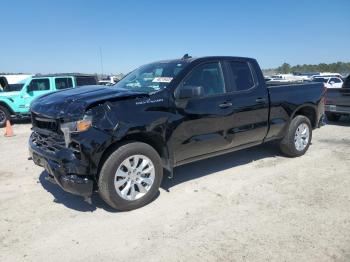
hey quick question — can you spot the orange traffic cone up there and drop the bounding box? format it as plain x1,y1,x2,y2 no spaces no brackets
4,120,15,137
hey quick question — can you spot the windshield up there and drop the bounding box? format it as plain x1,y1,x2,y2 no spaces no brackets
114,61,188,93
5,84,24,92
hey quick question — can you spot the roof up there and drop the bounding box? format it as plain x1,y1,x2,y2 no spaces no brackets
153,56,256,65
33,73,97,78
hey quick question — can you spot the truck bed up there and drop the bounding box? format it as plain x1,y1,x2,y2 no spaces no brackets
267,82,326,106
264,82,326,141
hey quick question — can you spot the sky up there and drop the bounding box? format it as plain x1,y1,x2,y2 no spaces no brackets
1,0,349,74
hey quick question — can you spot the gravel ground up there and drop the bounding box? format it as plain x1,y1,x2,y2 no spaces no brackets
1,119,350,262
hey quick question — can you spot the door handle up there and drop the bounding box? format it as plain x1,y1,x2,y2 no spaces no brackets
255,97,266,103
219,102,233,108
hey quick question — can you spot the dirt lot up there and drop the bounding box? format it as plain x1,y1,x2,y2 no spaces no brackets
1,120,350,262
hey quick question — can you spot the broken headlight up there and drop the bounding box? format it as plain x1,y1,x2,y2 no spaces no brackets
60,115,93,147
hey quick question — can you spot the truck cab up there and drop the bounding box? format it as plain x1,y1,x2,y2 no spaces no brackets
0,74,97,127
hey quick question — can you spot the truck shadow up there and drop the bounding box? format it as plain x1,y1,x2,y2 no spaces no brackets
161,142,281,191
38,142,280,212
39,171,120,213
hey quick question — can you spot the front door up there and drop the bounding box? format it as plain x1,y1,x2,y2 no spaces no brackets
171,61,233,163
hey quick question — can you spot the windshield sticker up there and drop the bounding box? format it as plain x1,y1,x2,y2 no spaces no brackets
152,77,173,83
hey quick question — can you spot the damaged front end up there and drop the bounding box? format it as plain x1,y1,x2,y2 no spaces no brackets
29,85,151,199
29,102,119,199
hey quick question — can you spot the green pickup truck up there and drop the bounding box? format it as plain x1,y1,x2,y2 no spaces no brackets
0,74,97,127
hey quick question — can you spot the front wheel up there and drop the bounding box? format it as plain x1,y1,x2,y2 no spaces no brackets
279,115,312,157
98,142,163,211
0,106,10,128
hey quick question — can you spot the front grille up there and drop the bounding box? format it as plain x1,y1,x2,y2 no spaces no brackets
31,131,65,153
31,113,59,133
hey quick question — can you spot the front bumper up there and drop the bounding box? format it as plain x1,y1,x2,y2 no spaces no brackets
29,133,94,197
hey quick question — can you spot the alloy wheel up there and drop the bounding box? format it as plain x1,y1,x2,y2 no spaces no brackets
114,155,155,201
294,123,310,151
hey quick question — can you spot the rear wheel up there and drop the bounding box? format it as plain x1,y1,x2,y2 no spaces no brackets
98,142,163,211
326,112,341,122
0,106,10,128
279,115,312,157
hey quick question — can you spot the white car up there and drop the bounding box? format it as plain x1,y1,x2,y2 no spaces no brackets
313,77,343,88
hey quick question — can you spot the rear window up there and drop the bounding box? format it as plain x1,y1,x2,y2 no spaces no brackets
76,76,97,86
228,61,255,91
55,78,73,90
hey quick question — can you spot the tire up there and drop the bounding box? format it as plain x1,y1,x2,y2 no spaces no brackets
98,142,163,211
279,115,312,157
0,105,10,128
326,112,341,122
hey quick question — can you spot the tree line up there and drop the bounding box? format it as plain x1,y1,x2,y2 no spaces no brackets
264,62,350,75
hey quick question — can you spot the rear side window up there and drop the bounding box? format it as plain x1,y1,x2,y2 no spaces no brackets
55,78,73,90
182,62,226,96
228,61,255,91
28,79,50,91
76,76,97,86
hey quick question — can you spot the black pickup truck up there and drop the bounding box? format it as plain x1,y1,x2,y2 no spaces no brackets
29,56,326,210
325,75,350,121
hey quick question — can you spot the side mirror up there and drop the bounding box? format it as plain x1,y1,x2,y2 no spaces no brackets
330,81,335,85
177,85,204,99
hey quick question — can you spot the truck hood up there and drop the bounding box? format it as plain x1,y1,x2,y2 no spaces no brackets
30,85,148,119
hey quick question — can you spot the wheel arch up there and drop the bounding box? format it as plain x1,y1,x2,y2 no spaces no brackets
0,101,15,115
291,104,317,128
97,132,170,178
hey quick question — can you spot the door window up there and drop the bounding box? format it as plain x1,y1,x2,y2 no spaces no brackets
76,76,98,86
228,61,255,92
55,78,73,90
182,62,225,96
28,79,50,91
